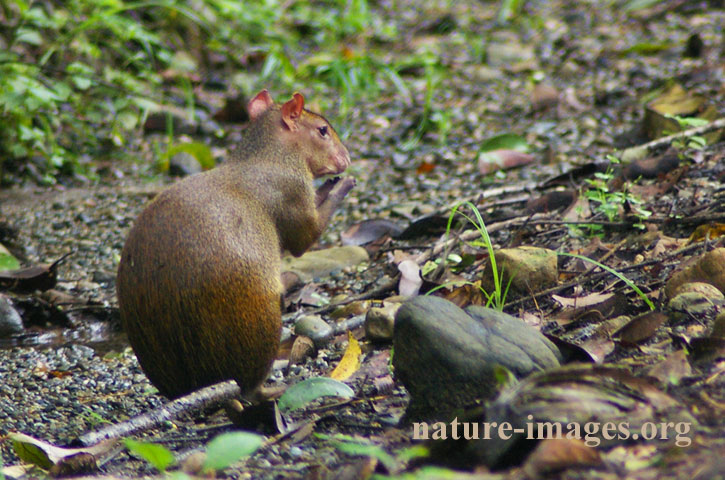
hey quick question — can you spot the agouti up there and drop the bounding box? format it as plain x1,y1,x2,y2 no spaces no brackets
116,90,355,399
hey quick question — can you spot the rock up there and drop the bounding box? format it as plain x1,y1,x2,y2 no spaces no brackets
169,152,202,177
330,301,370,319
669,281,724,301
711,312,725,339
463,365,695,468
668,282,724,316
294,315,333,347
393,295,561,421
0,294,23,337
282,246,369,283
482,246,558,296
665,248,725,299
365,302,401,342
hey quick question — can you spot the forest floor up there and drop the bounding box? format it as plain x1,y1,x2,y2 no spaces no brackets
1,1,724,479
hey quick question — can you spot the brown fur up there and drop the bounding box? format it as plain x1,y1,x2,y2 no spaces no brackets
117,91,353,398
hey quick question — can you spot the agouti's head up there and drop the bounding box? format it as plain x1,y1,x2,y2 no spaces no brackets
248,90,351,177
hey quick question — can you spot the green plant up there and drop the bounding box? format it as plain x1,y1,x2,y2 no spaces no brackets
201,431,264,474
124,439,175,474
666,114,709,150
427,201,512,311
559,252,655,310
497,0,525,24
583,155,652,230
316,433,429,473
0,0,173,181
0,0,410,183
400,55,448,151
78,407,111,428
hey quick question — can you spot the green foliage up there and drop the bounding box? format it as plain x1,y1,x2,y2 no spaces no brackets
124,438,175,473
665,114,709,150
497,0,525,24
583,155,651,231
78,406,112,428
0,0,411,183
427,201,511,311
317,433,429,475
478,132,530,153
0,0,170,182
624,0,664,12
202,431,264,473
0,246,20,271
400,55,449,151
277,377,355,413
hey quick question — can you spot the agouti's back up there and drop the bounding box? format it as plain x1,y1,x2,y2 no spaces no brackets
117,90,354,398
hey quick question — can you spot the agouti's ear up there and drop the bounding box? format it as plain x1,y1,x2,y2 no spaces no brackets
281,93,304,131
248,90,274,120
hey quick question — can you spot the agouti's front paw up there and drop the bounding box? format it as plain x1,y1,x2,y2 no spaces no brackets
315,177,341,207
334,177,356,198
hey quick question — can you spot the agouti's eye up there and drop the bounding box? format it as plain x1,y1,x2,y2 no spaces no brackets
318,126,328,137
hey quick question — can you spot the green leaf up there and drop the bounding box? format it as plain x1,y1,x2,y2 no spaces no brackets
277,377,354,413
624,0,663,11
479,133,530,153
15,28,42,45
622,42,673,55
124,439,175,473
497,0,523,24
11,439,53,469
117,110,139,130
202,431,264,472
72,75,92,90
330,437,397,472
166,142,215,170
0,245,20,272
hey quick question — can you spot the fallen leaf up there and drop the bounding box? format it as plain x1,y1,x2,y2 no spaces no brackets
329,332,362,381
0,254,70,293
277,377,355,413
478,149,535,175
552,292,614,309
523,438,601,477
688,223,725,244
10,432,116,470
613,311,668,345
645,349,692,385
398,260,422,297
341,219,404,246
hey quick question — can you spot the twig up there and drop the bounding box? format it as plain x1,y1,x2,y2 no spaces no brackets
78,381,240,446
306,213,552,316
621,117,725,161
504,239,715,310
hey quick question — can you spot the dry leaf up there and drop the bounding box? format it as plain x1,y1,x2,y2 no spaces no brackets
329,331,362,381
9,432,116,470
0,254,69,293
523,438,601,477
478,149,535,175
398,260,422,297
341,219,403,246
613,311,668,345
552,292,614,309
645,349,692,385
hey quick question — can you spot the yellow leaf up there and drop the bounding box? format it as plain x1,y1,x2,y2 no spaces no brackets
329,331,361,381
